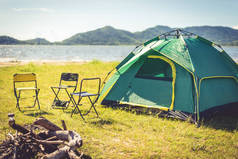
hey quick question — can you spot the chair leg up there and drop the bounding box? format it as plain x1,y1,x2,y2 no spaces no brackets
92,103,99,117
26,89,40,108
33,97,37,107
36,89,40,109
15,89,40,111
70,95,85,120
51,88,72,109
16,97,20,111
65,89,73,109
51,87,61,107
84,96,99,117
31,91,37,108
16,91,21,111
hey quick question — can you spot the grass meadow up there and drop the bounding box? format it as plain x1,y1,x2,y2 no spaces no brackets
0,61,238,158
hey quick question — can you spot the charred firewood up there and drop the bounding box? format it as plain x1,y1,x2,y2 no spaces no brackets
0,113,89,159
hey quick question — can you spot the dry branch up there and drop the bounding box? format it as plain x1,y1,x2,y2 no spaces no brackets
36,139,65,145
61,120,67,130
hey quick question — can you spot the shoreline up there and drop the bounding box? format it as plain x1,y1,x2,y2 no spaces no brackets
0,60,89,67
0,59,237,67
0,58,238,68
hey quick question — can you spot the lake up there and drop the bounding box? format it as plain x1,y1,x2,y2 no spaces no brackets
0,45,237,62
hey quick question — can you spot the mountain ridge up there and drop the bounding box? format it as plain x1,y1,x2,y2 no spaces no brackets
1,25,238,45
25,38,51,45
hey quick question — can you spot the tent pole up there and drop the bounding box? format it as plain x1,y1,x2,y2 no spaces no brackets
100,68,116,92
195,76,201,127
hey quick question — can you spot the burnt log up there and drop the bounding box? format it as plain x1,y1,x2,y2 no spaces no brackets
34,117,62,131
41,130,82,159
2,113,84,159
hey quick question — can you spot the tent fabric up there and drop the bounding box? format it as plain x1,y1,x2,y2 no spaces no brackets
100,30,238,120
152,36,195,72
185,38,237,77
199,77,238,112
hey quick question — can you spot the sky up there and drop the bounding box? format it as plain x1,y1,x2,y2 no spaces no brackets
0,0,238,42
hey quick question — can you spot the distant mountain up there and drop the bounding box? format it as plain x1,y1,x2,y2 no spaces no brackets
134,25,238,45
62,26,139,45
25,38,51,45
184,26,238,44
1,25,238,45
226,40,238,46
134,25,172,41
0,36,51,45
0,36,25,45
62,25,238,45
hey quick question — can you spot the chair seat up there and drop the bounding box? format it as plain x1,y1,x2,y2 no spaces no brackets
16,87,38,91
72,91,98,97
51,85,75,89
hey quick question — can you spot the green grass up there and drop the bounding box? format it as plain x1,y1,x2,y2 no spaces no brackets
0,62,238,159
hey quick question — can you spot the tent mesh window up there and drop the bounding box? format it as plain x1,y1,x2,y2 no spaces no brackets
135,58,172,81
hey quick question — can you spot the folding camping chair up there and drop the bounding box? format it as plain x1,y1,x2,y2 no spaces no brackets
51,73,78,109
70,77,101,120
13,73,40,111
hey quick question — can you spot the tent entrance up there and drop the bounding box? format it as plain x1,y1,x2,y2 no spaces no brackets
135,56,173,81
123,55,176,110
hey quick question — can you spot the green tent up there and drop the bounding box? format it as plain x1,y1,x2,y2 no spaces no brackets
100,29,238,121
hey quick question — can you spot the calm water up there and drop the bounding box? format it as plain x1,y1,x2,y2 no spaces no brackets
0,45,237,62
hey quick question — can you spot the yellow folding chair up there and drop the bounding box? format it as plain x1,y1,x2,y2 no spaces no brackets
13,73,40,111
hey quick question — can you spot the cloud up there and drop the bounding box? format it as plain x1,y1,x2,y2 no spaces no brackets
232,25,238,30
12,8,54,13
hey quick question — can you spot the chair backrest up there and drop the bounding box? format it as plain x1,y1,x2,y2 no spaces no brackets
79,78,101,95
13,73,38,93
59,73,79,90
13,73,36,82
